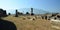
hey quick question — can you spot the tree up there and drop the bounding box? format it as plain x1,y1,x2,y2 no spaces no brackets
26,12,30,15
8,13,11,15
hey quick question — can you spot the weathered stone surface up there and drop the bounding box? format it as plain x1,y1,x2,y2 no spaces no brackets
0,9,7,17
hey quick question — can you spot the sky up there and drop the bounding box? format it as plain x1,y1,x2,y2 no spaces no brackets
0,0,60,14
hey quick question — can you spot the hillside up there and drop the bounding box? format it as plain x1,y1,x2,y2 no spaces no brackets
2,15,52,30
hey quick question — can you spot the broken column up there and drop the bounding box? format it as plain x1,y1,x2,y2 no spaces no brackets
15,9,18,17
8,13,11,15
31,8,34,15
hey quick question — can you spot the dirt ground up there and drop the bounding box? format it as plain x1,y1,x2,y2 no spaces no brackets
2,15,56,30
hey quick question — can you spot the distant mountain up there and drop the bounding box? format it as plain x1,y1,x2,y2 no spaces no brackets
33,8,50,14
18,8,50,14
6,8,51,14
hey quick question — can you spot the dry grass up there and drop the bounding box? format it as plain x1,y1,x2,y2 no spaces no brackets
3,15,52,30
51,21,60,30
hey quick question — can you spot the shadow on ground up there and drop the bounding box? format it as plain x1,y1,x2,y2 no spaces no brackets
0,18,17,30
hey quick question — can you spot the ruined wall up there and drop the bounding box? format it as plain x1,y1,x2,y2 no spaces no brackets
0,9,7,17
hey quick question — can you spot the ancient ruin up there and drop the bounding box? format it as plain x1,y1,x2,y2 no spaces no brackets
31,8,34,15
15,10,18,17
0,9,7,17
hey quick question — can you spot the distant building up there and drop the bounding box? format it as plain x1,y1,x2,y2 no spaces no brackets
0,9,7,17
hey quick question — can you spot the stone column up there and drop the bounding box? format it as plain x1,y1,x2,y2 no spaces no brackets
31,8,34,15
15,10,18,17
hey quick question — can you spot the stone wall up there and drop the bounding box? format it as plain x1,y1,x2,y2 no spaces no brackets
0,9,7,17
